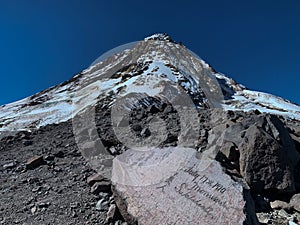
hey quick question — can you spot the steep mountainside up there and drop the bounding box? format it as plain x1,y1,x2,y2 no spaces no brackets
1,34,300,135
0,34,300,225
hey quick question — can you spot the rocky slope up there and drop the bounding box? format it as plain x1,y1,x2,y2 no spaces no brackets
1,34,300,224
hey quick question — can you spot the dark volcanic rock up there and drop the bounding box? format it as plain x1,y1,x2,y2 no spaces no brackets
209,110,299,195
295,161,300,191
239,125,294,193
91,181,111,195
238,115,299,194
23,139,33,146
26,156,45,169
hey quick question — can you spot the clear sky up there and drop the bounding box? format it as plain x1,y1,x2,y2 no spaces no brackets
0,0,299,105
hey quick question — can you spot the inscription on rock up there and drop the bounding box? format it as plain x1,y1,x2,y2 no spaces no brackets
112,147,247,225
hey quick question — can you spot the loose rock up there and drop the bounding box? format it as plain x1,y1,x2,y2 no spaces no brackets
290,194,300,212
270,200,290,210
91,181,111,195
106,204,117,222
87,173,107,186
95,199,108,211
3,162,16,169
26,156,44,169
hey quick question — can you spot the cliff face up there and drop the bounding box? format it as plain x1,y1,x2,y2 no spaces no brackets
0,34,300,224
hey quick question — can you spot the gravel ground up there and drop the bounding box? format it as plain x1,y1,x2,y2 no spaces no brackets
0,121,125,225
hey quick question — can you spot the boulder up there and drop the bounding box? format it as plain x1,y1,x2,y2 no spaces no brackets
205,111,298,194
219,114,299,194
239,124,295,193
111,147,259,225
289,194,300,212
270,200,290,210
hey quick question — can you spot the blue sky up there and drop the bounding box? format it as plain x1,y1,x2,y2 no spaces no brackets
0,0,299,105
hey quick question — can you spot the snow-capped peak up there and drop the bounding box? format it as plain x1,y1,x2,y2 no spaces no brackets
0,34,300,134
144,33,174,42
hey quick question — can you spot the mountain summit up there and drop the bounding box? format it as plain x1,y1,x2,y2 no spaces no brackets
1,33,300,134
0,34,300,225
